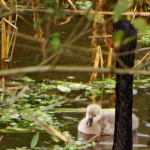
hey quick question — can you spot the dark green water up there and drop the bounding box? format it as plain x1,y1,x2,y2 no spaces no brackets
0,9,150,149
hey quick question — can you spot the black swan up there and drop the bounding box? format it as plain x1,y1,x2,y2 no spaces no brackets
78,20,138,150
112,20,137,150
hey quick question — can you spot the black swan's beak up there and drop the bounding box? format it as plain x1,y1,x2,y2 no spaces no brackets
109,41,114,48
87,117,93,126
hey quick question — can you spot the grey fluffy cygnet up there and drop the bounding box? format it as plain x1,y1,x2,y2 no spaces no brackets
78,104,139,135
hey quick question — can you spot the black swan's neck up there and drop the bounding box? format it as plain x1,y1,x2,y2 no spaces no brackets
114,71,134,150
112,20,137,150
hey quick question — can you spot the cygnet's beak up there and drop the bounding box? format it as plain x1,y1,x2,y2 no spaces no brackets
87,117,93,126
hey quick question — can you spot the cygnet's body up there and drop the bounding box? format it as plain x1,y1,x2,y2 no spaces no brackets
78,104,139,135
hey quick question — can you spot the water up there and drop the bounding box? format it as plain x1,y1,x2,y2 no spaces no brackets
1,6,150,150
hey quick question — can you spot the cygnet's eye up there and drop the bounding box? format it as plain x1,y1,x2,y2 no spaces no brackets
94,115,96,117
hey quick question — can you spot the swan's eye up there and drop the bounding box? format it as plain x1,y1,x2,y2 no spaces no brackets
94,115,96,117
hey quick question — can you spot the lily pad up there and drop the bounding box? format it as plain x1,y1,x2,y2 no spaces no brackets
69,83,86,90
57,85,71,93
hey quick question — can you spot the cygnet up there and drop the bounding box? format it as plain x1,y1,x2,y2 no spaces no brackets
78,104,139,135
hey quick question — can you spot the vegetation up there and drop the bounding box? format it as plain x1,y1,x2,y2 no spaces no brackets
0,0,150,149
1,75,150,149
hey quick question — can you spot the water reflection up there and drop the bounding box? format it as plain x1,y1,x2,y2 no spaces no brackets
78,131,139,150
67,87,150,150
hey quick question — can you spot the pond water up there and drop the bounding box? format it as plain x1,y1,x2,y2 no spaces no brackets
1,4,150,150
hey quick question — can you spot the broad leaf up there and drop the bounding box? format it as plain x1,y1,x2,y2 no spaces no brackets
113,0,131,22
113,30,124,47
133,18,147,32
30,132,39,149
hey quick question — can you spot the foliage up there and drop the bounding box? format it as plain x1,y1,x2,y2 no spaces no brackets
47,32,60,51
34,0,66,51
30,132,39,149
0,75,149,135
54,142,96,150
139,26,150,45
75,1,93,10
133,18,147,32
113,0,131,22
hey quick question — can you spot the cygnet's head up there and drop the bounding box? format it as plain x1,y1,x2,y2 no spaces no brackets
86,104,102,126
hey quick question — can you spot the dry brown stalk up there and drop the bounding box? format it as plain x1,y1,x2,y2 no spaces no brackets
99,46,104,80
2,18,18,60
90,46,100,83
107,47,113,67
134,51,150,68
131,5,137,23
35,119,68,142
9,29,17,60
85,134,100,143
0,135,3,143
0,0,8,8
7,8,13,55
1,19,7,59
68,0,77,11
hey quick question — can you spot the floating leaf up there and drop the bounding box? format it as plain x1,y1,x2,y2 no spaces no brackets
22,76,35,83
57,85,71,93
10,114,20,120
22,114,35,122
105,89,115,94
6,126,29,132
69,83,86,90
30,132,39,149
10,122,18,127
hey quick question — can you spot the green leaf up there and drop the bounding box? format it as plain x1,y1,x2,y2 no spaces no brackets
95,14,105,23
133,18,147,32
30,132,39,149
123,36,137,45
50,38,60,51
22,114,35,122
50,32,60,38
113,30,124,47
113,0,131,22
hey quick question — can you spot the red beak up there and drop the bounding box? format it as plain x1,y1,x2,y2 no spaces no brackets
109,41,114,48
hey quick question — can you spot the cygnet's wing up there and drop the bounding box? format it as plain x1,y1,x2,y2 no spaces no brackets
132,114,139,130
102,109,139,131
100,109,115,135
102,109,115,121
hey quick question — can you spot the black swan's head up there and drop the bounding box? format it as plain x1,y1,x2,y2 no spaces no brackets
112,20,137,68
